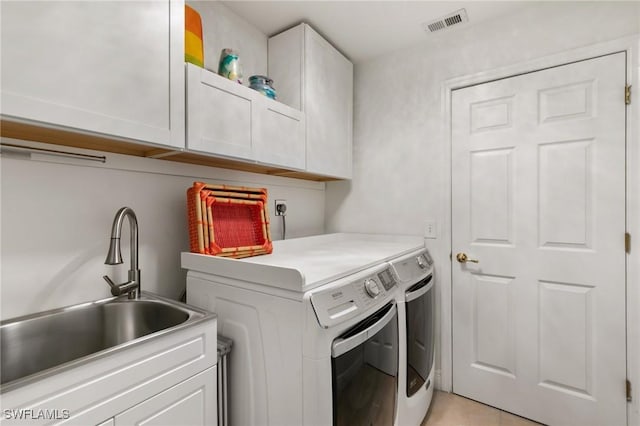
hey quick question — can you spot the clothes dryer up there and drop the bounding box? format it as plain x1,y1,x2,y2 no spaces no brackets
390,249,435,426
182,233,425,426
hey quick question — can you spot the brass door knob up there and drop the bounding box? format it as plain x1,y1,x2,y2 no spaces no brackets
456,253,479,264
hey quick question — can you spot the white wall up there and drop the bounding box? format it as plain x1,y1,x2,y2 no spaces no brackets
325,0,640,406
0,139,324,320
188,1,267,84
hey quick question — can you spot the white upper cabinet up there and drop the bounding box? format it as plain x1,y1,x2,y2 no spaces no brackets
0,0,185,149
186,63,305,170
269,23,353,179
186,64,257,160
254,99,306,170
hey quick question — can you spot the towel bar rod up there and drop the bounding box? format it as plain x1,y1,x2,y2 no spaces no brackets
0,142,106,163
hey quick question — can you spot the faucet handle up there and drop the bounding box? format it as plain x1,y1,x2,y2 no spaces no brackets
103,275,119,295
103,275,139,298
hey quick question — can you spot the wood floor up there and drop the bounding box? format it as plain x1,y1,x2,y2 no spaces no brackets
421,391,542,426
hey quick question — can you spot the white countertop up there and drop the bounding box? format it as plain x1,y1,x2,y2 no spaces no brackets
181,233,425,292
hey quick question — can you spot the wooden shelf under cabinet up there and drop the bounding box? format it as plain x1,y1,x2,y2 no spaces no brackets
0,120,338,182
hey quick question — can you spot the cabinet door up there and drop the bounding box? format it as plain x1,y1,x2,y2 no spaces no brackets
0,0,184,149
186,63,256,160
254,100,305,170
268,25,304,111
115,367,217,426
304,26,353,179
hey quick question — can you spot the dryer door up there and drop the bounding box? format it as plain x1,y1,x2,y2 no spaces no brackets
331,303,398,426
405,274,435,397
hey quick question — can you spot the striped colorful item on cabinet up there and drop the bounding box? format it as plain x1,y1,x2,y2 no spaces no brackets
185,5,204,67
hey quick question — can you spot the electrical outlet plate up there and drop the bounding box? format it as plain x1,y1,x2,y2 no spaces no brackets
275,199,287,216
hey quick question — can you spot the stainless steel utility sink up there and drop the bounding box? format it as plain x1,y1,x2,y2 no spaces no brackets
1,292,214,392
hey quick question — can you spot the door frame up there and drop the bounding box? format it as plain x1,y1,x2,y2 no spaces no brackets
439,35,640,424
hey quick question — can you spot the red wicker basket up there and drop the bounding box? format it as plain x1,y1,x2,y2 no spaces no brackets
187,182,273,258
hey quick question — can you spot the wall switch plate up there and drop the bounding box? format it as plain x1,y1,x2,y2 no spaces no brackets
424,220,437,239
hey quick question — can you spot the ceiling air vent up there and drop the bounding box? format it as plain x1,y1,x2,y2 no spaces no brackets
422,9,468,34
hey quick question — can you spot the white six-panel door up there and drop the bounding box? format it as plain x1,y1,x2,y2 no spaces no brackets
452,53,627,426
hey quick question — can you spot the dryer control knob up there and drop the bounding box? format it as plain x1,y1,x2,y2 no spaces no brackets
364,279,381,298
417,256,427,269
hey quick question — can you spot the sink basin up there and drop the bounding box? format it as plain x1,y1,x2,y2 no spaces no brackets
1,292,214,392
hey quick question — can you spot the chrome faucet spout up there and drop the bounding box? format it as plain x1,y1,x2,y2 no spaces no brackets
104,207,141,299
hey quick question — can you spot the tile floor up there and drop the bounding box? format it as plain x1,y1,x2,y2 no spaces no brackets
421,391,542,426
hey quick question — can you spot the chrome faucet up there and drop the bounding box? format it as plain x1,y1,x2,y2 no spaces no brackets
103,207,141,299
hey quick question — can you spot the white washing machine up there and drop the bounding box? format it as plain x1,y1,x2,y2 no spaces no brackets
306,263,400,425
182,233,424,426
390,249,435,426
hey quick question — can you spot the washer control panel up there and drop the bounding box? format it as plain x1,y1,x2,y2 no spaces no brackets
377,268,396,290
310,266,397,328
389,249,434,285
